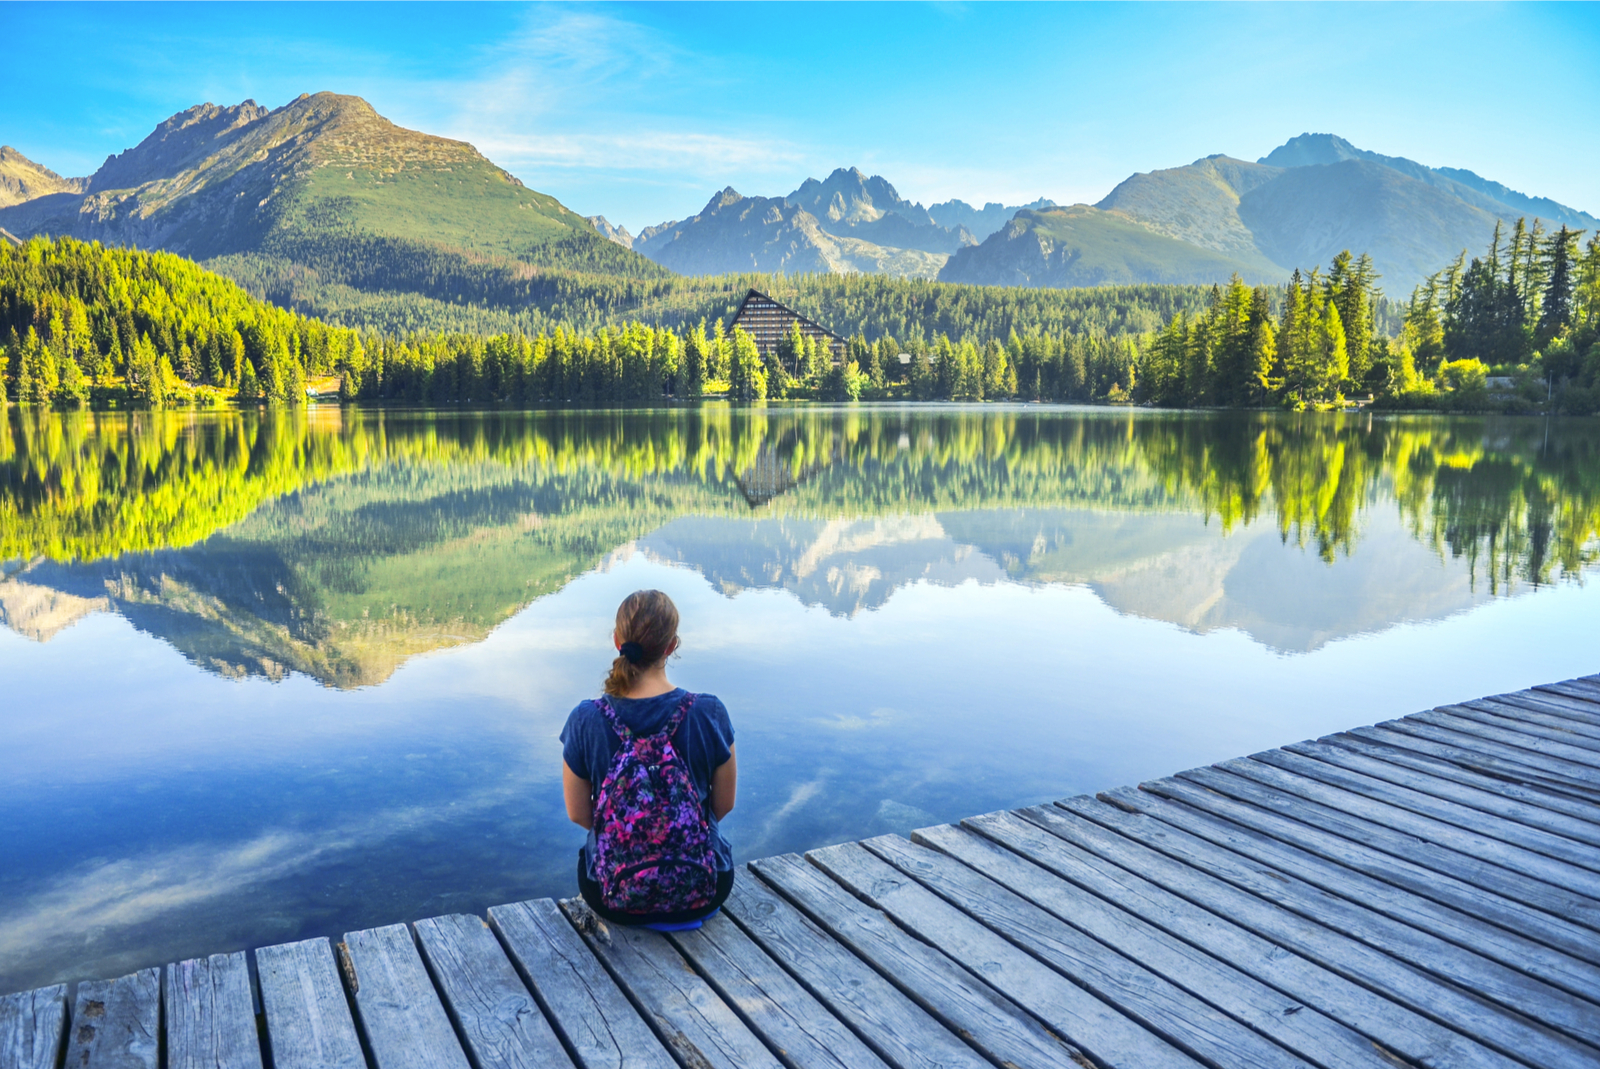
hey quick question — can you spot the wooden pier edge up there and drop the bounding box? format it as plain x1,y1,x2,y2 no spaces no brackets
6,674,1600,1069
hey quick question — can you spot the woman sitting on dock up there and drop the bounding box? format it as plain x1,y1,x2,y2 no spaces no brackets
561,589,738,931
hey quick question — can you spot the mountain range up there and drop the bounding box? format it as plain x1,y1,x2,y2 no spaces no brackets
629,134,1596,294
583,169,1055,281
3,93,1595,312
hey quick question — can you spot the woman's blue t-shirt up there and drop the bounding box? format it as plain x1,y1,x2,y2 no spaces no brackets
560,688,734,879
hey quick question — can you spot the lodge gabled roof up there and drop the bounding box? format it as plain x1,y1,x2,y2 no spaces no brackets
730,289,846,348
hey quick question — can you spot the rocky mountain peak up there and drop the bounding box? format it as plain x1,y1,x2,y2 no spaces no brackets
1258,133,1363,169
91,99,270,191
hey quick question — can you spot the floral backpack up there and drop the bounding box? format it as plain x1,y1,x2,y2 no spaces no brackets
591,692,719,914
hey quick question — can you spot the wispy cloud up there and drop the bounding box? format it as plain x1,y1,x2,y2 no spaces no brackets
476,130,804,177
0,784,519,980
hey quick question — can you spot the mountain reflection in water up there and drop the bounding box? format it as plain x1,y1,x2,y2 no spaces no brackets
4,405,1596,673
4,403,1600,995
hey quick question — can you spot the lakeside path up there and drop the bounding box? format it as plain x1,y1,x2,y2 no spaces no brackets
6,678,1600,1069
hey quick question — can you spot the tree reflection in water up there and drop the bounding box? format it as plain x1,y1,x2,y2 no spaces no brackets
3,405,1597,684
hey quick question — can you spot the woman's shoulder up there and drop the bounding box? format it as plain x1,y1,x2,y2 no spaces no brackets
684,690,732,732
683,689,724,709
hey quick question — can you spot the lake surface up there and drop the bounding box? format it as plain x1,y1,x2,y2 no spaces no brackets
3,403,1599,992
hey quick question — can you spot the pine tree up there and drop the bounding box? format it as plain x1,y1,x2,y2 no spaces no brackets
727,328,766,401
57,355,89,407
1538,226,1582,347
1247,288,1277,404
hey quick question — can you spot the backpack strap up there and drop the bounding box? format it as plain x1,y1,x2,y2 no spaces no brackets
654,691,698,742
594,691,698,744
593,696,631,742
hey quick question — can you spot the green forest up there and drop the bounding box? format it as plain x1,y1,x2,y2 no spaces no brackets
2,224,1598,413
1141,222,1600,412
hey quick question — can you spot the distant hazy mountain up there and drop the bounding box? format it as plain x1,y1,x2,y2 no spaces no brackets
942,134,1597,294
631,174,957,279
586,214,635,249
927,197,1057,240
0,93,665,322
624,167,973,280
786,167,974,254
1259,133,1598,231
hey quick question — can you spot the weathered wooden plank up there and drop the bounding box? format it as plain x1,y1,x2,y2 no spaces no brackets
1283,739,1600,848
1376,718,1600,792
909,822,1402,1068
61,970,159,1069
1412,709,1600,770
1352,722,1600,799
664,911,892,1069
1536,680,1600,712
1449,704,1600,754
751,853,1086,1069
1251,748,1600,878
861,833,1343,1068
412,914,574,1069
721,873,992,1069
256,938,366,1069
962,808,1515,1069
1471,697,1600,740
814,840,1212,1069
1510,688,1600,726
1221,755,1600,900
1176,763,1600,934
1043,796,1600,1068
1321,730,1600,828
1,985,67,1069
166,953,266,1069
343,924,470,1069
556,899,782,1069
1099,783,1600,1011
1142,772,1600,968
486,899,675,1069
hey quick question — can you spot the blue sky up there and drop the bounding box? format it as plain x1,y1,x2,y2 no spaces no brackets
3,2,1597,234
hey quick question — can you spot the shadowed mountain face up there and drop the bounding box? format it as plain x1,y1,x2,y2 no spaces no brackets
4,406,1598,682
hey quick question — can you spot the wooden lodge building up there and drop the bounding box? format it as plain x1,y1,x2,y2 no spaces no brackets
729,289,845,359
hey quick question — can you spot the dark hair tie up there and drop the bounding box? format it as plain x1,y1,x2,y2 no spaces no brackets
618,641,647,665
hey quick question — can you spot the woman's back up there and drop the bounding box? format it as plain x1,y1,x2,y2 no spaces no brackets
560,688,736,875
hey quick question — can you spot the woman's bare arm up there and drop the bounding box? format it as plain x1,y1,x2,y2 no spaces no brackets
563,761,594,830
710,743,737,820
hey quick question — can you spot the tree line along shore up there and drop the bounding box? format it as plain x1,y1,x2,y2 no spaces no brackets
2,222,1598,413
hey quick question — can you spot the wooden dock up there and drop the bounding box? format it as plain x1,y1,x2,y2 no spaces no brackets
7,676,1600,1069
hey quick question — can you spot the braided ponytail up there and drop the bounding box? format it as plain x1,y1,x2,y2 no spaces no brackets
603,589,680,696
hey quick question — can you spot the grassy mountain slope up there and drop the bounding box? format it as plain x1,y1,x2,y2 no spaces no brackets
939,206,1284,288
1095,155,1282,262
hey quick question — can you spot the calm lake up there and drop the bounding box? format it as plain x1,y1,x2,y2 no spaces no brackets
3,403,1599,992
